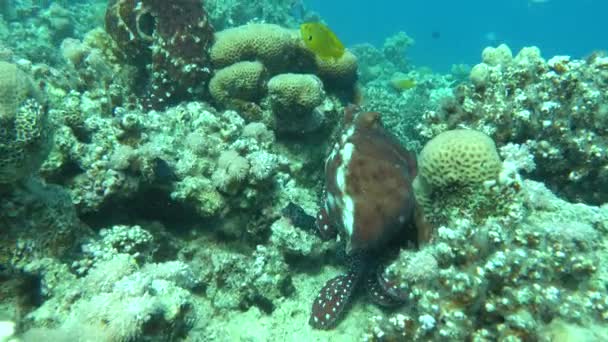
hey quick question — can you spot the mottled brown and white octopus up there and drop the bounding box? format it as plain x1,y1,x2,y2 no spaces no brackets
284,105,431,329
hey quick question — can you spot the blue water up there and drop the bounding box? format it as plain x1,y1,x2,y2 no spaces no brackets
305,0,606,72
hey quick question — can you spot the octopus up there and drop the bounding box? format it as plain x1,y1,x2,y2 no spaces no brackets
283,105,431,329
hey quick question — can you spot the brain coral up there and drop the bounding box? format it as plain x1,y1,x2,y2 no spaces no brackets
0,62,50,184
209,23,358,89
210,23,306,74
315,50,358,88
418,129,502,188
209,61,267,109
208,23,358,134
414,129,509,225
267,73,326,133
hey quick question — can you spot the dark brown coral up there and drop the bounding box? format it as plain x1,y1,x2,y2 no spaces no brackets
105,0,214,109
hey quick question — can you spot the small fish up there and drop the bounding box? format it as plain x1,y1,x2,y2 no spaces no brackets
300,22,345,60
152,157,177,183
390,77,417,91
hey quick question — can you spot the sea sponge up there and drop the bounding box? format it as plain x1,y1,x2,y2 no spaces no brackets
210,23,305,74
267,73,326,133
208,61,267,108
0,62,51,184
314,49,358,87
418,129,502,188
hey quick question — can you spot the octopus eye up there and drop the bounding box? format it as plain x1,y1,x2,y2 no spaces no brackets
308,35,313,41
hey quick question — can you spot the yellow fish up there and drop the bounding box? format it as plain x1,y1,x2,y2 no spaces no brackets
300,22,345,60
390,78,417,91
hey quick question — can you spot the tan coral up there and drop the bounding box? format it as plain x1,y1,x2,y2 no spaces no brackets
314,50,358,88
267,73,326,133
418,129,502,188
208,61,267,107
210,24,306,74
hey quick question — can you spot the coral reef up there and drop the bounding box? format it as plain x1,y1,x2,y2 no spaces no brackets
423,44,608,204
208,23,358,134
363,180,608,341
42,97,284,219
0,179,90,269
0,1,104,65
189,240,293,313
350,31,414,85
351,34,454,149
23,254,199,341
1,2,608,342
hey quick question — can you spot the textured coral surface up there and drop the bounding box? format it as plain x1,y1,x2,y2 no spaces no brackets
0,1,607,342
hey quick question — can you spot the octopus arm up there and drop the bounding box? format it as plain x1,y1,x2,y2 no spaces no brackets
366,272,404,307
309,271,360,329
316,206,337,240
